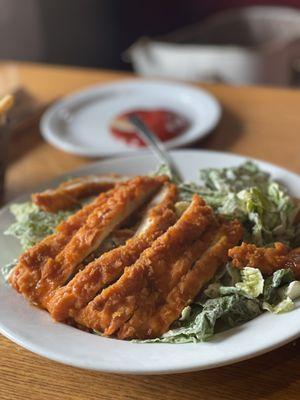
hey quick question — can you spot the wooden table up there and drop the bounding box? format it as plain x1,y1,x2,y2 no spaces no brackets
0,62,299,400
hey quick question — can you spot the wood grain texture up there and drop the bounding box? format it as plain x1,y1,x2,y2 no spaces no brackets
0,62,300,399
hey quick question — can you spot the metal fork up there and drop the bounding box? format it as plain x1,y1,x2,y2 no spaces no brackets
129,114,183,182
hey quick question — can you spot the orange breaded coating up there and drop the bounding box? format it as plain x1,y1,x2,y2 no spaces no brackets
117,224,219,339
123,220,243,340
229,242,300,278
32,174,127,212
37,176,165,306
10,176,165,306
47,183,178,321
9,188,114,302
75,195,215,335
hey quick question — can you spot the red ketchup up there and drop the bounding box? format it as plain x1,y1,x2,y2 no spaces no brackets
110,109,189,147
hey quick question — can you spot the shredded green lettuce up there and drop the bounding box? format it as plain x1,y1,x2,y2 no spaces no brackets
141,295,262,344
263,268,295,304
285,281,300,299
263,297,295,314
204,282,222,298
235,267,264,298
204,263,241,299
139,265,300,343
175,162,300,246
4,202,72,250
262,268,300,313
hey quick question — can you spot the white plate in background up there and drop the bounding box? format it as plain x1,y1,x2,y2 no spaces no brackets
40,80,221,157
0,150,299,374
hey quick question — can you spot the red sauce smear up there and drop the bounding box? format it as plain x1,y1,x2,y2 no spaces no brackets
110,109,189,147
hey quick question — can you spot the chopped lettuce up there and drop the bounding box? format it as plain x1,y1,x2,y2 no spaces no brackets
204,282,221,298
285,281,300,299
203,263,240,299
4,202,71,250
221,263,242,286
176,162,300,246
235,267,264,298
204,264,239,299
263,297,295,314
200,161,271,192
262,268,300,313
141,295,262,344
263,268,295,304
139,264,300,343
204,267,263,299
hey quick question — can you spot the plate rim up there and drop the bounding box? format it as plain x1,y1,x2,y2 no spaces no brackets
40,79,221,157
0,149,299,375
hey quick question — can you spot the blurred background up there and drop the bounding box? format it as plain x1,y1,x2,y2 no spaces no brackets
2,0,300,86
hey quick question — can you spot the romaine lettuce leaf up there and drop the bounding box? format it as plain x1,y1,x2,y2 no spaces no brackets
235,267,264,298
262,268,299,314
285,281,300,299
4,202,71,250
141,295,262,344
174,162,300,246
204,282,221,298
202,263,240,299
263,268,295,304
200,161,271,193
263,297,294,314
205,267,263,299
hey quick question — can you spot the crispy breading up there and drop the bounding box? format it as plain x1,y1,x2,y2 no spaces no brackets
38,176,165,306
10,176,164,306
117,224,218,339
32,174,127,212
47,184,178,321
75,195,215,335
9,189,114,301
119,220,242,339
229,242,300,278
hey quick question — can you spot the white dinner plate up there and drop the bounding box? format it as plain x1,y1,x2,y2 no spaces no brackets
40,80,221,157
0,150,299,374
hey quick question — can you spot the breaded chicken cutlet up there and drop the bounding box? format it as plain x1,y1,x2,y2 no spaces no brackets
10,176,165,306
129,219,242,340
47,183,178,321
10,173,245,340
32,174,128,212
75,196,243,339
229,242,300,278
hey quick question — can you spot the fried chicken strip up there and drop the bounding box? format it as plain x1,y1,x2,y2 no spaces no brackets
122,221,243,340
10,176,164,305
119,219,242,339
76,195,215,335
38,176,165,306
9,188,114,300
32,174,128,212
117,224,218,339
229,242,300,278
47,183,178,321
